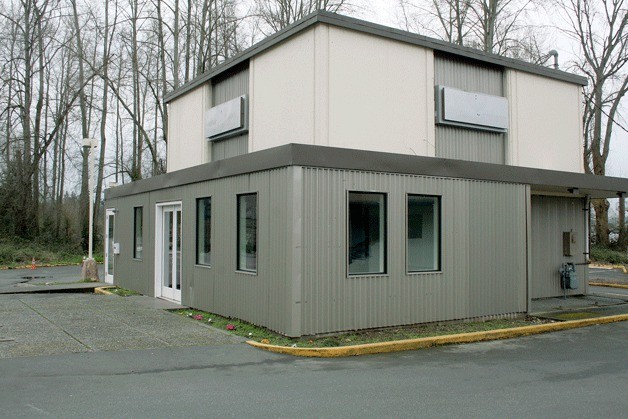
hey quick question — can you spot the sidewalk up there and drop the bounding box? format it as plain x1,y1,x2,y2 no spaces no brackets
0,293,242,359
0,265,107,294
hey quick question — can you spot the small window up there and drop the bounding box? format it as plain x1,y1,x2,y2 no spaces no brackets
348,192,386,275
196,197,211,266
237,193,257,272
133,207,143,259
407,195,440,272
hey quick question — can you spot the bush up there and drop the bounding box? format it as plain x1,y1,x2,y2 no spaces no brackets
590,245,628,265
0,237,90,267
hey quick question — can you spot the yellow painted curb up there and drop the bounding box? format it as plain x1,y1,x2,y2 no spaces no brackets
246,314,628,358
94,286,116,296
589,282,628,290
611,265,628,274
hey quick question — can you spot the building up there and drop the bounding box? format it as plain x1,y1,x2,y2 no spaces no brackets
104,11,628,337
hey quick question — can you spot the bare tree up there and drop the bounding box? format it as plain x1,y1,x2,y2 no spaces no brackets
561,0,628,246
397,0,541,58
254,0,350,35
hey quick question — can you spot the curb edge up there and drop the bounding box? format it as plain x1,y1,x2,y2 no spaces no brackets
246,314,628,358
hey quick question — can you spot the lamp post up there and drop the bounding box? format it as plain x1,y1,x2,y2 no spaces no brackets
81,138,99,281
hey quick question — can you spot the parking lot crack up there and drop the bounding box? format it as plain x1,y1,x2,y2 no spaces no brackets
18,298,94,352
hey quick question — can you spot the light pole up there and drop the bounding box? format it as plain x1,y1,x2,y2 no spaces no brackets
81,138,99,281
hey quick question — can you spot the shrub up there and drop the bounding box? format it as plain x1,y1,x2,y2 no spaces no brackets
590,245,628,265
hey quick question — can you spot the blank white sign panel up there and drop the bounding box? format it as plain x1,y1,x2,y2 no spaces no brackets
205,95,245,139
441,87,509,130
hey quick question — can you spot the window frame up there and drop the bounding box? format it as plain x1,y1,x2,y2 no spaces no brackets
346,191,388,277
195,196,212,267
406,194,442,274
236,192,258,274
133,206,143,260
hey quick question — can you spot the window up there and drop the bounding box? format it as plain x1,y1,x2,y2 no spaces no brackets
407,195,440,272
196,197,211,266
133,207,143,259
348,192,386,275
237,193,257,272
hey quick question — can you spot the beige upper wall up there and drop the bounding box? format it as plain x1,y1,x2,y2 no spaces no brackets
249,25,436,157
168,23,584,174
167,84,211,172
506,70,584,173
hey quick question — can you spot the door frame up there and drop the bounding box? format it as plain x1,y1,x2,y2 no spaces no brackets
154,201,183,302
104,208,115,284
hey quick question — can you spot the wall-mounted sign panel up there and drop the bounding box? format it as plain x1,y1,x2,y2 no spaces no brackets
436,86,508,132
205,95,248,140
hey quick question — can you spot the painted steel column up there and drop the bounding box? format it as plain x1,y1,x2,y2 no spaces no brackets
525,185,532,313
287,166,303,337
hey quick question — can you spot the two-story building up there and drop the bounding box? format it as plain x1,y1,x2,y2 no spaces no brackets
104,11,628,337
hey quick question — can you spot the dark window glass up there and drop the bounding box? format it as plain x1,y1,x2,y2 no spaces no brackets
407,195,440,272
237,194,257,272
133,207,143,259
196,198,211,266
348,192,386,275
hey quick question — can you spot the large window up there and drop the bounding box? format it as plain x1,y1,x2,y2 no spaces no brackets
237,193,257,272
348,192,386,275
407,195,440,272
196,197,211,266
133,207,143,259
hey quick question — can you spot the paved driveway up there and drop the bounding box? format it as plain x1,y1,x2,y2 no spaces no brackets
0,293,242,359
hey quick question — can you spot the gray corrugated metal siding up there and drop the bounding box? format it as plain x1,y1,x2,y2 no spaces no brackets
211,68,249,161
106,168,293,335
530,195,587,298
300,167,527,335
434,54,505,164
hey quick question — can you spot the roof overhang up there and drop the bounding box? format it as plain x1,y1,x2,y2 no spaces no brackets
105,144,627,200
164,11,587,104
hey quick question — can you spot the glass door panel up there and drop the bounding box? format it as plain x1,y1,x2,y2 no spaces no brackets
105,210,115,284
157,203,182,302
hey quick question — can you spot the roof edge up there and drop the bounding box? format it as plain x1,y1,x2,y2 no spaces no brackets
105,144,627,200
164,11,587,103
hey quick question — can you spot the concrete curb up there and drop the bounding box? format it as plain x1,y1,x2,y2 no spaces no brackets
94,286,116,296
589,282,628,290
246,314,628,358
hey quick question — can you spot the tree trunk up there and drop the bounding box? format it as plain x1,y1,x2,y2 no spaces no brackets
593,199,610,247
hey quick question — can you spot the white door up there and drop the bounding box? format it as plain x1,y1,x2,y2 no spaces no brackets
155,202,182,302
104,209,115,284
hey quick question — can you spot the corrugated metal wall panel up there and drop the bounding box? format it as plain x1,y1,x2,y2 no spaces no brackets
212,68,249,105
434,54,503,95
300,168,527,335
211,135,249,160
434,54,505,164
530,195,587,298
436,126,504,164
107,168,292,335
211,68,249,161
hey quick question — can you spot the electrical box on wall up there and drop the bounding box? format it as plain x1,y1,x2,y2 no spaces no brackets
113,243,120,255
563,231,576,256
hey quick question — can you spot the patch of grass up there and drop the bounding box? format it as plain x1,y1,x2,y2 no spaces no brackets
173,308,547,348
591,245,628,266
105,287,139,297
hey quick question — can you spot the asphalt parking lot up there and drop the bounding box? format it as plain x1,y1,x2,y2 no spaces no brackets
0,293,242,359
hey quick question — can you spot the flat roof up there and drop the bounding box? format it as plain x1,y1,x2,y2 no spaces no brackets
164,11,587,103
105,144,627,200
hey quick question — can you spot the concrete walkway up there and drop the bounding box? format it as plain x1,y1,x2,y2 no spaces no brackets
0,293,242,359
0,265,107,294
